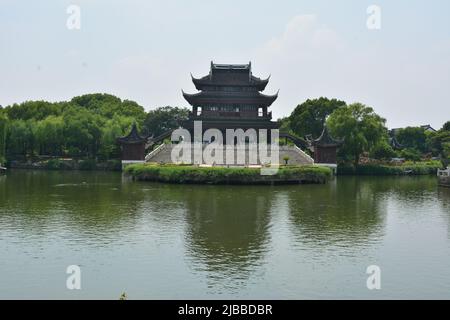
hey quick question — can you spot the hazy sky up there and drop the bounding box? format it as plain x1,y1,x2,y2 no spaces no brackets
1,0,449,129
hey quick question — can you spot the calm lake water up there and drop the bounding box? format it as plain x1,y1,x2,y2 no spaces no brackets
0,170,449,299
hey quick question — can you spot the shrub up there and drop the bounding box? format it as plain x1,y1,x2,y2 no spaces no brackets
337,162,440,175
46,159,62,170
370,142,397,160
400,148,421,161
78,159,97,170
125,164,332,184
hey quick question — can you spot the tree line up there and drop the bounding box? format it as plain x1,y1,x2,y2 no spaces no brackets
0,93,188,164
1,94,448,167
280,97,450,166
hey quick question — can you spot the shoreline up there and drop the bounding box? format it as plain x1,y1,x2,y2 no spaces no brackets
2,162,443,177
337,162,442,176
6,159,122,171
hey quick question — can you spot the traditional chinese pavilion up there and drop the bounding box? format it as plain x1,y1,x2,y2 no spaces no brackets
311,126,343,164
116,123,147,164
117,61,342,169
181,62,279,142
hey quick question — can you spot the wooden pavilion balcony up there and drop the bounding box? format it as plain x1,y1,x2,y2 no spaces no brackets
188,111,272,121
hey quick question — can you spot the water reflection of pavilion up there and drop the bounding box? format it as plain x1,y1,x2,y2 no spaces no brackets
181,186,274,289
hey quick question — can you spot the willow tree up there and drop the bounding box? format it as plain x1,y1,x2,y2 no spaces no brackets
327,103,387,166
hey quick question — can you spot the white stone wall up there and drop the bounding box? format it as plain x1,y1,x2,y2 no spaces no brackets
146,144,314,166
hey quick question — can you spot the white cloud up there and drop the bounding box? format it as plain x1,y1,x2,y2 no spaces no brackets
264,14,343,57
254,15,346,120
253,14,449,129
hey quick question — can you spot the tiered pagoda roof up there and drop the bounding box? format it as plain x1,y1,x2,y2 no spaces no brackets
183,61,278,107
182,90,278,107
191,62,270,91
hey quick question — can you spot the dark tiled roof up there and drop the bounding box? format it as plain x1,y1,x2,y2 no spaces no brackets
389,124,436,135
192,74,270,90
190,61,270,91
117,123,147,144
182,90,278,107
420,124,437,132
312,127,343,147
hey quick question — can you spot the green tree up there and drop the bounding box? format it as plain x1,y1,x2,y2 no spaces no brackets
99,116,135,160
0,112,7,164
289,97,346,138
395,127,428,153
6,119,35,157
400,148,422,162
277,116,291,132
370,141,397,160
62,107,103,157
5,101,62,121
427,121,450,166
442,142,450,168
327,103,387,166
2,93,149,161
71,93,146,124
442,121,450,132
143,106,189,137
34,116,65,156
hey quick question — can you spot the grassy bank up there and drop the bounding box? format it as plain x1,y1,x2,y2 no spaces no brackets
338,161,442,176
125,164,332,185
